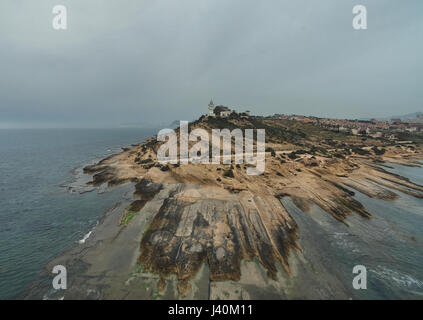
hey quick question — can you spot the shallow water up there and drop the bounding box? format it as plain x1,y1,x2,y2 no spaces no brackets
0,128,157,299
281,165,423,299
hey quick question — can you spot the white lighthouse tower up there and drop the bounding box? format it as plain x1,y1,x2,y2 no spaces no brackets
208,99,215,117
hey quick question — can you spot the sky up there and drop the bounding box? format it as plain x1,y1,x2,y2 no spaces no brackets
0,0,422,128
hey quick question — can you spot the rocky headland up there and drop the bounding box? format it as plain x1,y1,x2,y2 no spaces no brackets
25,115,423,300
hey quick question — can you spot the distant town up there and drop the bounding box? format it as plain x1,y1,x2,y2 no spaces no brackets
271,113,423,142
204,99,422,143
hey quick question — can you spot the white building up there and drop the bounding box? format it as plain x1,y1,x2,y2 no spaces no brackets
208,99,215,117
214,105,232,117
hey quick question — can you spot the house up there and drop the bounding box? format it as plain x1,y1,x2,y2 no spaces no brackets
241,110,251,118
206,99,249,118
371,132,383,138
214,105,232,117
207,99,231,117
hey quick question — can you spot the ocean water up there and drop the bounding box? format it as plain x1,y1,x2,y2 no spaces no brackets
281,163,423,299
0,128,157,299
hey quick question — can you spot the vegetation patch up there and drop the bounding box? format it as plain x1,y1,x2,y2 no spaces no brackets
119,200,147,226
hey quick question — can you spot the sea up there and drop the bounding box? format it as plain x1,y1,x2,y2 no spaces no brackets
0,128,157,299
0,128,422,299
280,162,423,299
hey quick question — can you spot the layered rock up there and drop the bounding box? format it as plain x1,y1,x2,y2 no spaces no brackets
83,116,423,296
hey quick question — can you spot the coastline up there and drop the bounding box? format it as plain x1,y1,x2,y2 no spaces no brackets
18,138,154,299
22,181,353,300
21,117,423,300
25,161,423,300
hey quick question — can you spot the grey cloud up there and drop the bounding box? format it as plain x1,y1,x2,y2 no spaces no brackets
0,0,422,127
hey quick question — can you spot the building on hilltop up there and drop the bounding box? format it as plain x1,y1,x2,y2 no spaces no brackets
206,99,251,118
240,110,251,118
208,99,215,117
214,105,232,117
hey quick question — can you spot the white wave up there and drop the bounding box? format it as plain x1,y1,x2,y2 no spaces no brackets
78,230,92,244
78,221,98,244
370,265,423,289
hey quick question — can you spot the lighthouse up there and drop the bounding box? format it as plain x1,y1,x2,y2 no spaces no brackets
208,99,215,117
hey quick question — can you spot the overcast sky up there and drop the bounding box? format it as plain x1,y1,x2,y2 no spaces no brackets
0,0,422,128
